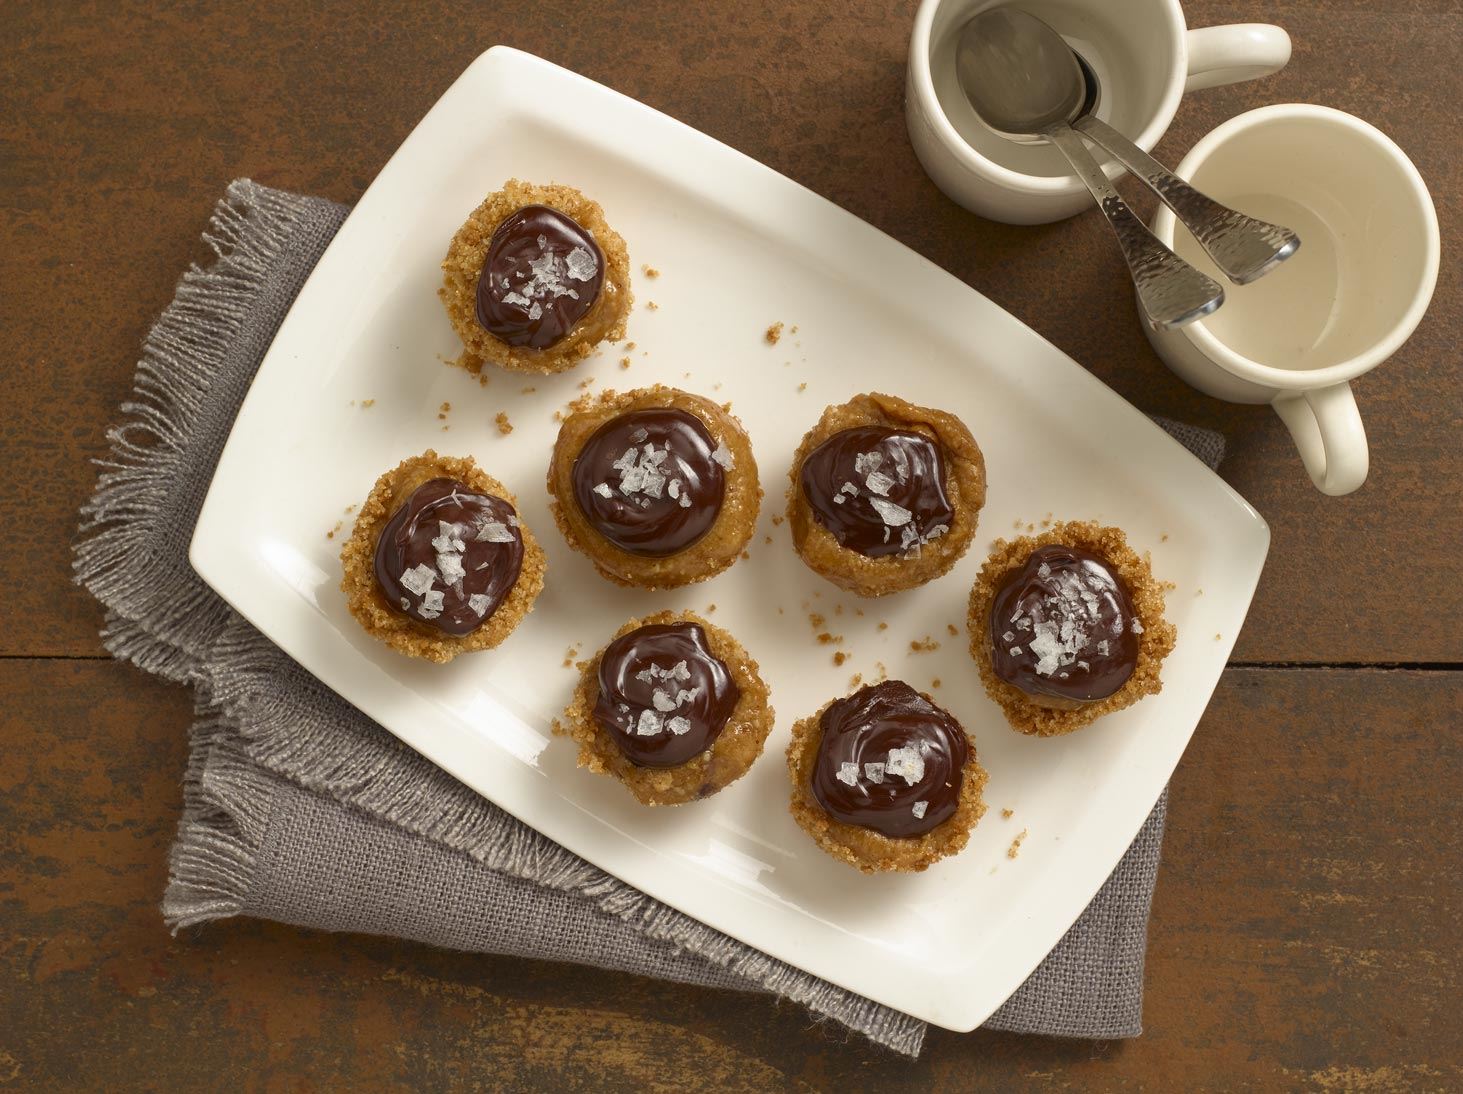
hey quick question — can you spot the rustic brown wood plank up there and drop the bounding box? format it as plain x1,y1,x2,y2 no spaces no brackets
3,0,1460,1086
3,660,1458,1089
1,1,1459,661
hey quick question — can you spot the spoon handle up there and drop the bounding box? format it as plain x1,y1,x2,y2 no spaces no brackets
1042,124,1224,330
1074,114,1300,285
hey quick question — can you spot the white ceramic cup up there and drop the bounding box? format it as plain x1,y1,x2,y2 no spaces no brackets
1144,105,1440,496
906,0,1291,224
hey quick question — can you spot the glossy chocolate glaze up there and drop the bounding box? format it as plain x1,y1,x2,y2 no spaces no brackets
571,408,728,557
810,680,968,838
475,205,604,349
593,622,741,767
799,426,954,558
988,545,1140,703
373,478,524,637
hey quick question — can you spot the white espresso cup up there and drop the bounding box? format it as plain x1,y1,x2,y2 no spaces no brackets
1144,105,1439,496
906,0,1291,224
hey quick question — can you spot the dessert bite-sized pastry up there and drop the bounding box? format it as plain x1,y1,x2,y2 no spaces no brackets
440,179,631,374
340,450,545,663
967,520,1177,736
556,610,774,806
787,392,986,597
786,680,988,873
547,386,760,589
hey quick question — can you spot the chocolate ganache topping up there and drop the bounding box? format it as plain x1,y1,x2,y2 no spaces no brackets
989,545,1141,703
373,478,525,637
810,680,969,838
593,622,742,767
571,408,731,557
800,426,954,558
476,205,604,349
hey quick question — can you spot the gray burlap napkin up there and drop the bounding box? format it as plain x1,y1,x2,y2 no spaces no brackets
75,180,1224,1058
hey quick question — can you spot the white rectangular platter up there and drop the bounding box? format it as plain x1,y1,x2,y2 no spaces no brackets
191,47,1269,1031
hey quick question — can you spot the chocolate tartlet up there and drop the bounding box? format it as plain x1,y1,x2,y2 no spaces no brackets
557,611,774,805
548,386,760,589
967,521,1176,736
440,180,631,375
340,451,545,663
787,680,988,873
787,393,986,597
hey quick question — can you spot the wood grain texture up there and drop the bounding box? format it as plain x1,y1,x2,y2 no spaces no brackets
3,661,1458,1090
1,0,1460,661
2,0,1461,1088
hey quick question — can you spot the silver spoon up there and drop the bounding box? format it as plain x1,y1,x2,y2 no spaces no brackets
1068,67,1299,284
957,8,1223,329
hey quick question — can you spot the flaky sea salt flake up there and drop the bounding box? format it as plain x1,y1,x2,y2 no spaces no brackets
869,498,912,527
400,564,436,596
885,746,924,785
565,246,598,281
431,521,466,553
617,464,647,493
437,552,466,585
865,470,896,496
1028,623,1064,676
837,762,859,786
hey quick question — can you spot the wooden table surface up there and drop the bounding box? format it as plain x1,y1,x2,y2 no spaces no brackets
3,1,1459,1089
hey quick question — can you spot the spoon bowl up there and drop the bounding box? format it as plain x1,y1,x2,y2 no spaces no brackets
956,9,1086,141
957,7,1226,329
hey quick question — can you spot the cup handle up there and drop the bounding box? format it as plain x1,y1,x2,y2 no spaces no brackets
1272,383,1370,496
1184,24,1292,92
